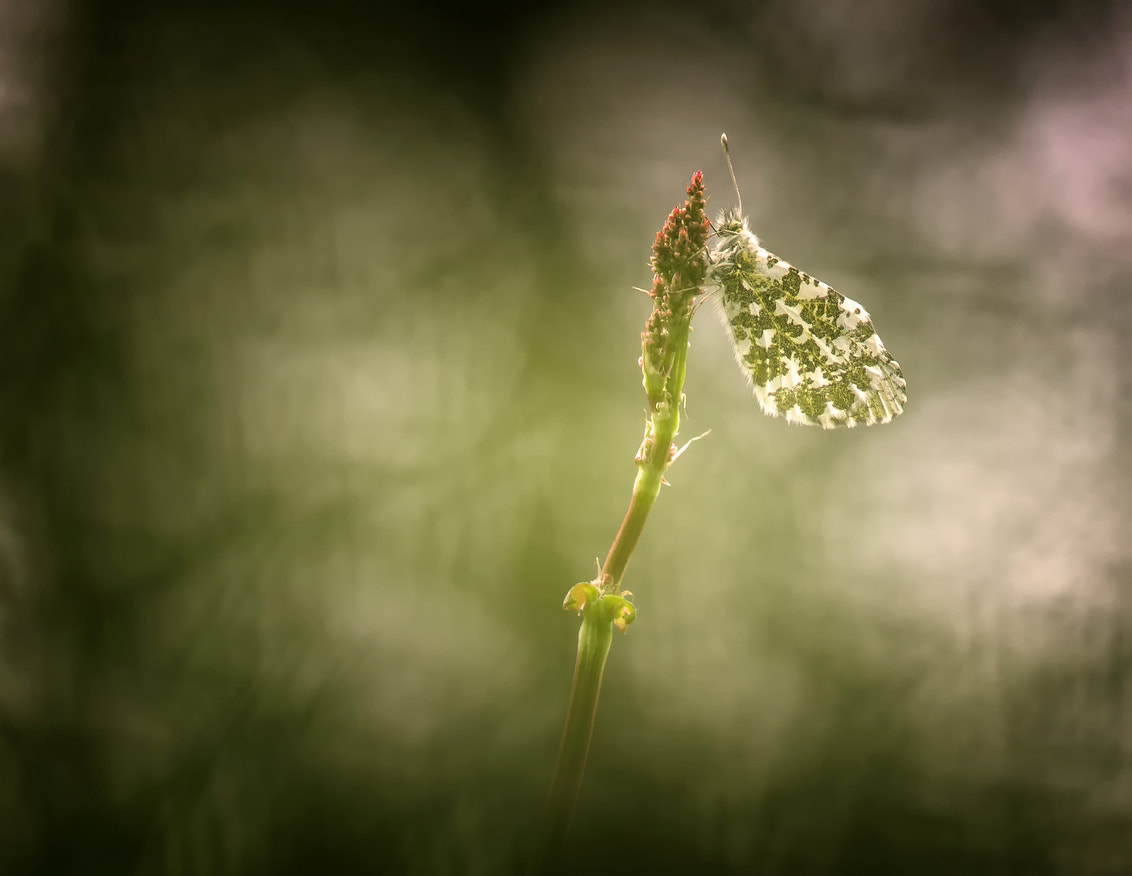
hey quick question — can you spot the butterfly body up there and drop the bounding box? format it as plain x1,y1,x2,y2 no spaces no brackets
708,205,906,428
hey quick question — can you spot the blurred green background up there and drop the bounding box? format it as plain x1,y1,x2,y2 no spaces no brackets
1,0,1130,873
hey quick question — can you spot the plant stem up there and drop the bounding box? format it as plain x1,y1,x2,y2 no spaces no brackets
530,601,614,871
602,315,689,593
530,172,707,873
530,319,690,872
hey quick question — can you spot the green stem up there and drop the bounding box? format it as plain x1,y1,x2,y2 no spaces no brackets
600,467,661,591
531,166,706,871
600,336,687,591
530,601,614,871
531,319,692,872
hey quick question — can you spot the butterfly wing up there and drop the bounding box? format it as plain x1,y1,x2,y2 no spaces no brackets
709,220,906,428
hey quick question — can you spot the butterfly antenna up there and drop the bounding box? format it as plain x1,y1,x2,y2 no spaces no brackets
720,133,742,215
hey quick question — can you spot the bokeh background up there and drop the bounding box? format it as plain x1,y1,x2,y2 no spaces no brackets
1,0,1130,872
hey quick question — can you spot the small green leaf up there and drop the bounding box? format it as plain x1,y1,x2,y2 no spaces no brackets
563,581,601,614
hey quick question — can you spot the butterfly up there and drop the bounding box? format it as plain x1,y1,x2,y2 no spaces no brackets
707,134,906,428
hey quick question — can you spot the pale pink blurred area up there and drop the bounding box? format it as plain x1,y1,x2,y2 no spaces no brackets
905,17,1132,262
0,0,70,194
1028,52,1132,246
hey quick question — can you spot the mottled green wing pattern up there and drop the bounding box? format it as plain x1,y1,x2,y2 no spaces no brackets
708,207,906,428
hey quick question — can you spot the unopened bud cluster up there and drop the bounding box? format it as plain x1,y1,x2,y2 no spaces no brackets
641,172,710,410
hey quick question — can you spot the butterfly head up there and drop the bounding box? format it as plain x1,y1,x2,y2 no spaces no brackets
716,206,747,237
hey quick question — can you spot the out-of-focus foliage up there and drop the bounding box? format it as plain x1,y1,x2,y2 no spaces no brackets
0,1,1129,873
